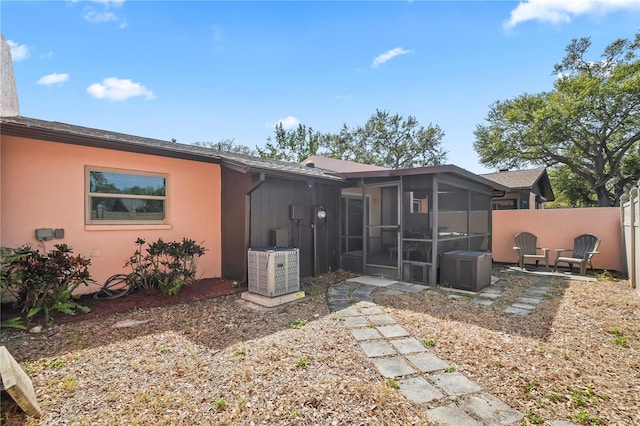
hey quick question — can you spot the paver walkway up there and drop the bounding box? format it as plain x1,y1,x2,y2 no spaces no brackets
327,275,575,426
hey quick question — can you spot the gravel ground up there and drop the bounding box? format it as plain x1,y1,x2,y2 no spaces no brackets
1,267,638,425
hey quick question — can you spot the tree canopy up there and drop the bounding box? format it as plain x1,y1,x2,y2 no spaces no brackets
259,110,447,169
194,138,257,156
473,33,640,207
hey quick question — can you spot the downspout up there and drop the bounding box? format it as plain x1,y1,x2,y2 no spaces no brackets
242,173,265,284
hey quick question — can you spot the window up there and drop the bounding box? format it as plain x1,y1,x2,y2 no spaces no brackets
86,167,167,224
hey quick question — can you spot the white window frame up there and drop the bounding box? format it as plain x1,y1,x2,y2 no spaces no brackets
85,166,169,225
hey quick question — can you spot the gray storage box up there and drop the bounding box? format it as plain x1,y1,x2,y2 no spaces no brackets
440,250,492,292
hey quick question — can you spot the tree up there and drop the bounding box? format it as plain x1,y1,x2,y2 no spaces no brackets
473,33,640,207
257,123,322,163
194,138,257,156
258,110,447,169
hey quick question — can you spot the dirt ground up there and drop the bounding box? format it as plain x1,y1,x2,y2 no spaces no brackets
1,268,638,425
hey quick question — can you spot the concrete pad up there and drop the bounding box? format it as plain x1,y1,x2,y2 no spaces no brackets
346,276,398,287
360,306,384,316
368,314,396,325
516,296,542,305
448,294,466,300
406,352,449,372
390,338,427,354
241,290,305,307
459,393,523,425
359,340,397,357
511,302,536,310
334,306,361,317
354,300,377,308
428,403,482,426
526,287,549,295
388,282,427,293
350,327,382,341
429,372,482,396
382,289,404,296
472,298,493,306
344,316,370,328
399,377,444,403
477,292,502,299
377,324,410,338
504,306,532,316
371,356,416,378
506,266,596,282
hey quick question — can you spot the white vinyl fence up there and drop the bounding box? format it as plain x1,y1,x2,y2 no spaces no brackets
621,179,639,295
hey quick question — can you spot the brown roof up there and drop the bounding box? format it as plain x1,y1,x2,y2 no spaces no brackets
481,167,554,201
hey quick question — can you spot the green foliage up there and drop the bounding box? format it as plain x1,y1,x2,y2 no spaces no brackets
297,356,308,369
0,317,26,330
444,366,456,373
258,110,447,169
474,33,640,207
422,338,436,347
125,237,207,296
386,379,400,389
289,318,308,329
194,138,257,156
1,244,92,325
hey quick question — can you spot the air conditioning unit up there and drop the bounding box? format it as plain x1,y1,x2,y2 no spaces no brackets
248,248,300,297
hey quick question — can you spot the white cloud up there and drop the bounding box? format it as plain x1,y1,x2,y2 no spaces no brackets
37,73,70,86
86,77,155,101
83,9,118,24
504,0,640,29
40,50,54,59
270,116,300,130
91,0,125,7
371,47,411,68
7,40,29,61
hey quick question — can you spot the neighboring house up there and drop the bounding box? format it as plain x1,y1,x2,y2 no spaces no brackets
481,167,555,210
301,155,389,173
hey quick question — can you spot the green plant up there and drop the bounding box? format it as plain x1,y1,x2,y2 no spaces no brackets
526,411,543,425
232,347,247,356
289,318,308,329
444,366,456,373
1,244,92,325
215,399,227,410
607,327,623,336
125,238,207,296
386,379,399,389
0,317,26,330
422,338,436,347
613,336,630,347
576,410,603,425
158,347,171,354
297,356,308,369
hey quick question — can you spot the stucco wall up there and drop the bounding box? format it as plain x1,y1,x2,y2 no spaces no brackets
1,136,222,294
492,208,622,272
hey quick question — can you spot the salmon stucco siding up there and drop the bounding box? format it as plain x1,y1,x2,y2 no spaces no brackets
1,135,222,294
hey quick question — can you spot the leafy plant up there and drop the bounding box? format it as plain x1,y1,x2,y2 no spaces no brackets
1,244,92,325
444,366,456,373
297,356,308,369
289,318,308,329
215,399,227,410
125,238,207,296
422,338,436,347
386,379,400,389
526,411,543,425
232,347,247,356
613,336,630,347
0,317,26,330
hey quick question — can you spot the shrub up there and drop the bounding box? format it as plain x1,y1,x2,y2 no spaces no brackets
1,244,92,325
125,238,207,295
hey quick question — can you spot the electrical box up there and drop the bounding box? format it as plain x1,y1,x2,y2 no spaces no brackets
290,204,304,220
35,228,54,241
440,251,492,292
271,229,289,247
248,248,300,297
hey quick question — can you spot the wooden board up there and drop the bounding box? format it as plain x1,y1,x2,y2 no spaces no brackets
0,345,42,417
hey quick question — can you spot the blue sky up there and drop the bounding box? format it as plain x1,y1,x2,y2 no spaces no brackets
2,0,639,174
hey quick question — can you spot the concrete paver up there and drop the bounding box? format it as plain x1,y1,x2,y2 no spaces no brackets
390,337,427,354
371,356,416,378
358,340,397,357
344,316,370,327
406,352,449,373
428,404,483,426
459,393,524,425
429,372,483,396
377,324,410,338
367,314,396,325
399,377,444,403
350,327,382,341
504,306,532,315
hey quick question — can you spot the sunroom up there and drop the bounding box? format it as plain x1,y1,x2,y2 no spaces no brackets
336,165,508,286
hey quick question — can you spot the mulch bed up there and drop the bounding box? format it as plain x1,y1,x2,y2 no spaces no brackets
1,278,245,327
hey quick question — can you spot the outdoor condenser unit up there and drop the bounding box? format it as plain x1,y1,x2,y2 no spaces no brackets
248,248,300,297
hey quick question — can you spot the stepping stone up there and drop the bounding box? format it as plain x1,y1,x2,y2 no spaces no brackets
390,338,427,354
382,289,404,296
368,314,396,326
459,393,523,425
504,306,532,316
360,306,383,316
355,300,377,308
526,287,549,295
371,356,415,378
377,325,410,338
448,294,465,300
388,282,426,293
429,372,482,396
351,289,373,300
347,276,397,287
344,316,370,328
406,352,449,373
472,298,493,306
399,377,444,403
511,303,536,310
516,296,542,305
359,340,397,357
428,403,482,426
334,306,360,317
550,421,579,426
350,327,382,341
478,292,502,299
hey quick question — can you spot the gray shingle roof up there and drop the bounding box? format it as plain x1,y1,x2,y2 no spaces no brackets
480,168,547,189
